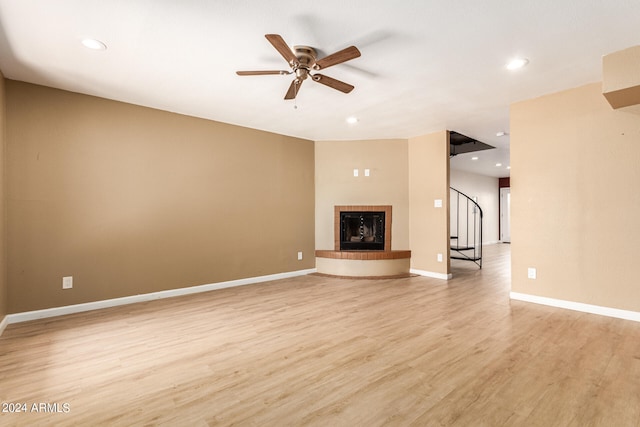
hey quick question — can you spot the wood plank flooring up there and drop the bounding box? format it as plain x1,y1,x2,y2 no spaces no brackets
1,244,640,426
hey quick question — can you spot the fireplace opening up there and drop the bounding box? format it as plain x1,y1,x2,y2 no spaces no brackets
340,211,385,250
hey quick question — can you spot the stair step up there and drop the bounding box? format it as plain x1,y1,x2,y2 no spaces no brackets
451,245,475,251
451,255,482,261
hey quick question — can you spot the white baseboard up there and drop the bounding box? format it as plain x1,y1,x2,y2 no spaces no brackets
510,292,640,323
6,268,317,325
0,315,8,337
410,269,452,280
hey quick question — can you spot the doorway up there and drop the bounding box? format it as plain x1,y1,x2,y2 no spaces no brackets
500,187,511,243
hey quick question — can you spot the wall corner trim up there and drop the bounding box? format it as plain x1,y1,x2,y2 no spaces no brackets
510,292,640,323
6,268,317,325
410,268,452,280
0,315,8,337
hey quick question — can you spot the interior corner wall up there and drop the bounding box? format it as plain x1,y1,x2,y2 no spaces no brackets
511,82,640,312
408,131,450,275
314,139,409,250
449,169,500,244
0,73,6,322
6,81,315,314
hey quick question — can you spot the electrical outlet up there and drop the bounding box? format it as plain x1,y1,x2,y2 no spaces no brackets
297,251,303,261
62,276,73,289
437,253,443,262
527,268,537,279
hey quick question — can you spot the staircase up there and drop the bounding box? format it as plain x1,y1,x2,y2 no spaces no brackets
450,187,483,268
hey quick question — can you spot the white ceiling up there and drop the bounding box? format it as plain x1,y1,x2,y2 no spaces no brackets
0,1,639,178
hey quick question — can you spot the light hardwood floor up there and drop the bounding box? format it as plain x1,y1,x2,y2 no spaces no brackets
1,244,640,426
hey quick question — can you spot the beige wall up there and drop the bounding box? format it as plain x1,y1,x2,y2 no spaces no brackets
6,81,315,313
408,131,450,275
511,82,640,311
315,139,409,250
0,74,6,320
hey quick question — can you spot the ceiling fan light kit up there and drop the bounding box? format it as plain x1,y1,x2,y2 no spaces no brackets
236,34,361,100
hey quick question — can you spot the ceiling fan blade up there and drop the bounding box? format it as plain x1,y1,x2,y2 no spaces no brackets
284,79,303,100
313,46,361,70
312,74,354,94
265,34,298,66
236,70,291,76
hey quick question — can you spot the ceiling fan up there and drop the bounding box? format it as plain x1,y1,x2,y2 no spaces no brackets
236,34,361,100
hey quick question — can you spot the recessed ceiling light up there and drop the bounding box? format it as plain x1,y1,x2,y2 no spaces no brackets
82,38,107,50
346,116,358,124
471,156,479,161
496,131,506,137
507,166,511,169
496,163,502,167
506,57,528,70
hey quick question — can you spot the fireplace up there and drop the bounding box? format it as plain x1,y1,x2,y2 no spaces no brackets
334,205,392,251
340,211,385,250
316,205,410,277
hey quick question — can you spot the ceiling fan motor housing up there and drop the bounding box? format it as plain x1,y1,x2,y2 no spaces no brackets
293,46,316,81
293,46,317,66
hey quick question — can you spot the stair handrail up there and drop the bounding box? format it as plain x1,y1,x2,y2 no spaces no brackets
450,187,483,268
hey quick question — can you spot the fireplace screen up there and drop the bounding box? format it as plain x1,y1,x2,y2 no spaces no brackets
340,211,385,250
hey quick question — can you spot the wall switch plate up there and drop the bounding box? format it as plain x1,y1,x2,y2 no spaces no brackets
62,276,73,289
353,169,359,177
297,251,303,261
527,268,537,279
364,169,370,177
434,199,443,208
437,253,443,262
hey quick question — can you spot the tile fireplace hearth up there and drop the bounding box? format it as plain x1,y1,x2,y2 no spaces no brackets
315,205,411,277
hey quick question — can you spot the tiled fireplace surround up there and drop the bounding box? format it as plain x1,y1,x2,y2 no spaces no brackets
315,205,411,277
